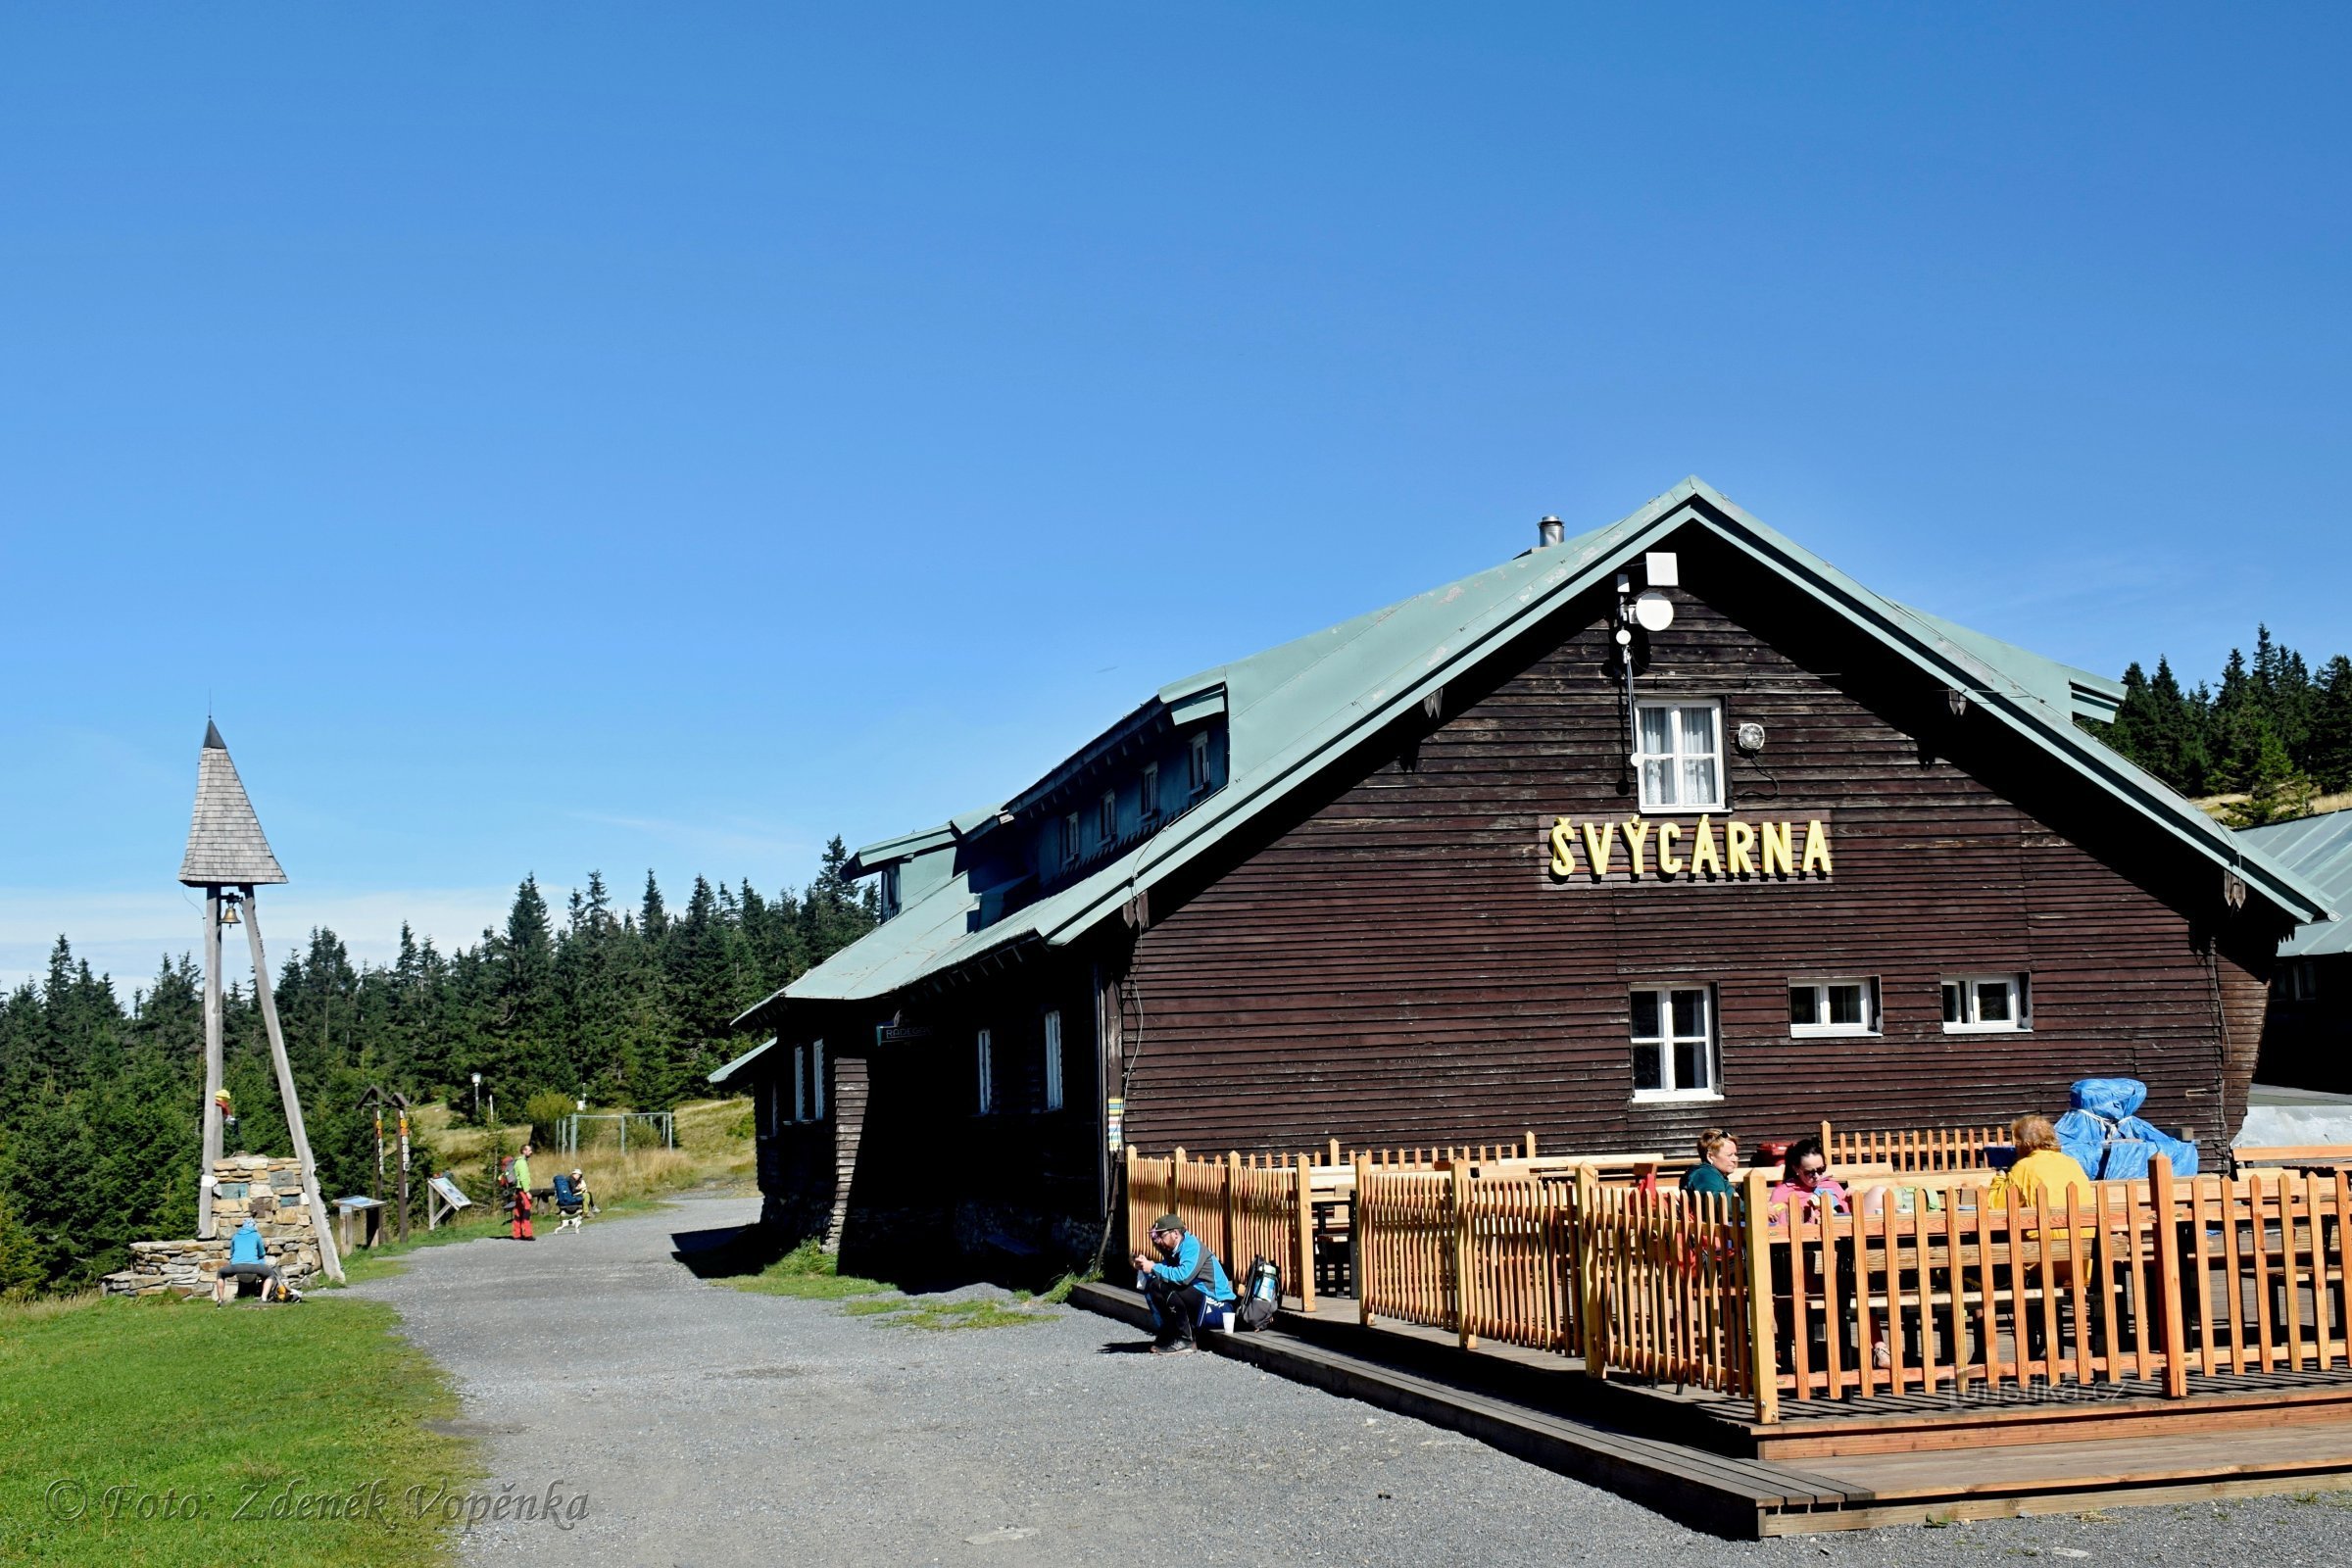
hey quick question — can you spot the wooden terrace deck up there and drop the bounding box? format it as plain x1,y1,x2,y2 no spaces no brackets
1074,1282,2352,1536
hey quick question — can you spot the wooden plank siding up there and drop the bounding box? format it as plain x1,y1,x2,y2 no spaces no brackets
1117,525,2280,1162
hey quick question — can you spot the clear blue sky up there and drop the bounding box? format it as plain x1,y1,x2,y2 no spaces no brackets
4,4,2346,991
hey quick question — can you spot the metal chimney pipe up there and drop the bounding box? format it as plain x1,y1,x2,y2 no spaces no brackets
1538,515,1564,549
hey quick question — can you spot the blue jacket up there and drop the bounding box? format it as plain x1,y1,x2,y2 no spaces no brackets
1141,1231,1237,1303
228,1221,266,1265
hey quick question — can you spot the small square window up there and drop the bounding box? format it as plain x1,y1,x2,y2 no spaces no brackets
2286,960,2320,1003
1635,701,1726,812
1941,973,2030,1033
1790,978,1879,1038
1630,985,1718,1100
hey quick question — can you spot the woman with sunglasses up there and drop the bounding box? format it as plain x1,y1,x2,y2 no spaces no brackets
1765,1136,1847,1226
1767,1135,1896,1367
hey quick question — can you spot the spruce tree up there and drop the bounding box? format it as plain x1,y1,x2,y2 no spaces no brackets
2312,656,2352,792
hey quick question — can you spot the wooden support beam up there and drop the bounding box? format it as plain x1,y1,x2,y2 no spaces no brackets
1296,1153,1316,1314
1745,1167,1780,1424
1452,1160,1475,1350
242,888,345,1284
1354,1154,1372,1327
2153,1155,2187,1398
198,887,224,1239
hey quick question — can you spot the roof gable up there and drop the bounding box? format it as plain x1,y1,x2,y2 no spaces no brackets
754,478,2333,1011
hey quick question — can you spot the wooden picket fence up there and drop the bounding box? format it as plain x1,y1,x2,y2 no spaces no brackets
1586,1183,1751,1392
2171,1166,2352,1380
1760,1171,2172,1414
1124,1139,2352,1425
1353,1166,1458,1332
1460,1169,1584,1354
1820,1120,2005,1173
1125,1147,1316,1312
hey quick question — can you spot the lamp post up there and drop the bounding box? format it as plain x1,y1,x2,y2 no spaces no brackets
471,1071,482,1123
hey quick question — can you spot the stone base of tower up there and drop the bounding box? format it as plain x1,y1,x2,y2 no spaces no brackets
101,1155,325,1298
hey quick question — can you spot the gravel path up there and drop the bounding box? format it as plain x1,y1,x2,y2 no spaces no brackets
356,1193,2350,1566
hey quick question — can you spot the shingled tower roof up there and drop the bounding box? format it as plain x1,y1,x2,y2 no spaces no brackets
177,720,288,887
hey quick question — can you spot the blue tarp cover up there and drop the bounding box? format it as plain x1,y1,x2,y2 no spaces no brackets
2055,1077,2200,1179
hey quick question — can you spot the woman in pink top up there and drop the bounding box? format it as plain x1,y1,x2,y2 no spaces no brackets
1766,1137,1848,1226
1767,1135,1890,1367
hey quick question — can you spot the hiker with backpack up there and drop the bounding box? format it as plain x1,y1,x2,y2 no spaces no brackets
1131,1214,1238,1356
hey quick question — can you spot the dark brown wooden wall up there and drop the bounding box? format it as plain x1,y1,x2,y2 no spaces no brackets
781,965,1111,1270
1119,525,2275,1160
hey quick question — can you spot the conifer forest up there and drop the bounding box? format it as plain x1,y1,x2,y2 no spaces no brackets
0,844,876,1296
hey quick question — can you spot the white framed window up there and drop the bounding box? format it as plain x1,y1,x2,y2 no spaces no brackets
2286,960,2320,1003
1635,701,1725,812
792,1045,808,1122
879,864,901,920
811,1039,825,1119
1789,978,1880,1037
1630,985,1719,1100
1140,762,1160,824
1098,789,1117,848
1062,812,1081,870
1941,974,2031,1033
1042,1009,1063,1111
1188,732,1211,796
975,1028,995,1115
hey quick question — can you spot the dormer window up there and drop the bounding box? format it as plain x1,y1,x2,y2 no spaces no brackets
1188,732,1211,797
1098,789,1116,848
1140,762,1160,825
1061,812,1081,870
878,864,901,920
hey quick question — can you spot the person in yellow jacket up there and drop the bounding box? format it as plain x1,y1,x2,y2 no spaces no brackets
1988,1114,2098,1281
1996,1114,2094,1210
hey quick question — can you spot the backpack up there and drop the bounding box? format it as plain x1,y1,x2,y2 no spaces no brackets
1236,1254,1281,1331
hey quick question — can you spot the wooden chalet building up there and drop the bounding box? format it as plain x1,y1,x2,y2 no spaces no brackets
718,479,2337,1274
2238,810,2352,1092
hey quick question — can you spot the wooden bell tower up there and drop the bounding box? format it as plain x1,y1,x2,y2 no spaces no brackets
179,720,344,1282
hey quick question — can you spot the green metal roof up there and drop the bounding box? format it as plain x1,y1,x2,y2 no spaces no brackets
2235,812,2352,957
747,478,2335,1018
708,1036,777,1088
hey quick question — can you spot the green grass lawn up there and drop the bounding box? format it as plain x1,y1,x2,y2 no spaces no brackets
0,1293,479,1567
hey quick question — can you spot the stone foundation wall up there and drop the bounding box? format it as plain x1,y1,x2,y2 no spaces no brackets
101,1155,323,1298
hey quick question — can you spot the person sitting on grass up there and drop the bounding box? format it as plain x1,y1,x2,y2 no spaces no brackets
213,1216,295,1305
1681,1128,1740,1200
1130,1214,1237,1356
